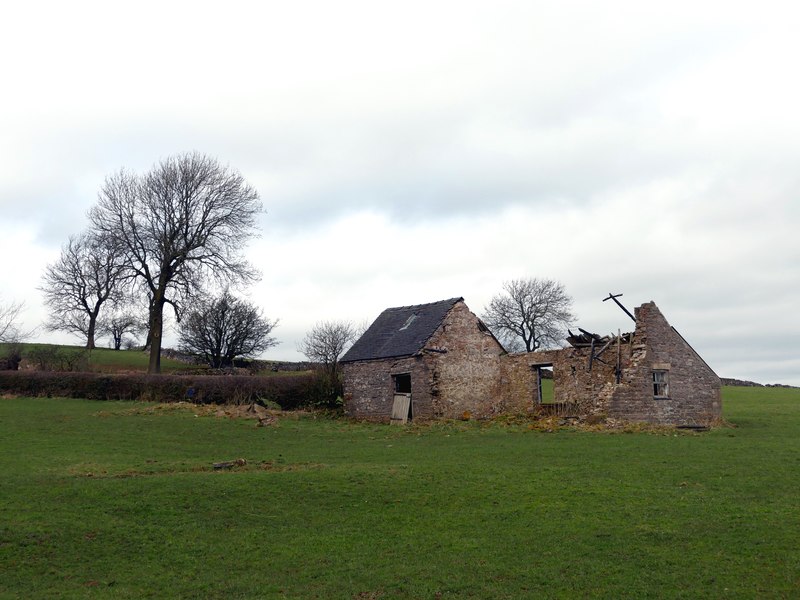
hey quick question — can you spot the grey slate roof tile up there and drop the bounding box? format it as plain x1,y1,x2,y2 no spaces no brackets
341,297,463,363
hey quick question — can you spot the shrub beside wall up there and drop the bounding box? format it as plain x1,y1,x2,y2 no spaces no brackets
0,371,316,410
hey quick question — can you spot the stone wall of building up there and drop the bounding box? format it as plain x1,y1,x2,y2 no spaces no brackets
342,355,433,421
608,302,722,425
425,301,507,418
501,345,632,417
497,303,720,425
498,352,540,410
342,301,506,421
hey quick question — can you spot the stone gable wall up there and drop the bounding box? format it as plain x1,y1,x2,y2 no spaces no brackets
608,302,722,425
425,301,507,418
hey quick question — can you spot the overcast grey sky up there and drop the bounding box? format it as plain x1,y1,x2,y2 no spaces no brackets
2,1,798,384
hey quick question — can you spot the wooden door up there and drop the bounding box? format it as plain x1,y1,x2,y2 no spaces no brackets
391,393,411,425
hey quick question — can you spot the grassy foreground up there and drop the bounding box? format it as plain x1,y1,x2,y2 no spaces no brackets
1,387,798,599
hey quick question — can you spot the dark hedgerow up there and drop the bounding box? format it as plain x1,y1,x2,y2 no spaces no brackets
0,371,315,410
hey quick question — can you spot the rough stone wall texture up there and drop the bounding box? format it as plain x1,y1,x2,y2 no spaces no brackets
498,302,721,425
608,302,722,425
425,302,507,418
342,301,506,421
498,353,540,410
502,347,629,416
342,355,432,421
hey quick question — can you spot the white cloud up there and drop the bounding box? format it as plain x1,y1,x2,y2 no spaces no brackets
1,1,798,383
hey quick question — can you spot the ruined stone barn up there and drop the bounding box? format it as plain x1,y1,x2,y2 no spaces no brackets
506,301,723,426
340,298,520,422
342,296,721,427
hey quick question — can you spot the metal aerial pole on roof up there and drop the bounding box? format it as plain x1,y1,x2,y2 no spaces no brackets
603,292,636,323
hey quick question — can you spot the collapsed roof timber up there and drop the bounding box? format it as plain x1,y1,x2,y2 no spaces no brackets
341,297,721,426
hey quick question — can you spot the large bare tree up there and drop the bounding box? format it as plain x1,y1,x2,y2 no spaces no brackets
482,277,575,352
40,232,125,349
89,153,263,373
178,290,278,368
298,320,358,377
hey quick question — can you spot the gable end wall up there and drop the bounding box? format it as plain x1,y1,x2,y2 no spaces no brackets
425,301,507,418
608,302,722,425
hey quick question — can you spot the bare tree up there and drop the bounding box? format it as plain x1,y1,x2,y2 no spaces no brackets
298,320,358,377
0,299,30,370
178,290,278,368
89,153,263,373
482,278,575,352
40,232,125,349
98,311,142,350
0,299,29,343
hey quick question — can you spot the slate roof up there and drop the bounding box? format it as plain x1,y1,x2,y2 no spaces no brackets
341,297,463,363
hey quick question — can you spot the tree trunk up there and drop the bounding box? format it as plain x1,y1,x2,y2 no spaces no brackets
86,315,97,350
147,295,165,374
142,295,155,351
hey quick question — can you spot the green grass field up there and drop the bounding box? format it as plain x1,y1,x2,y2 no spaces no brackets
1,343,198,373
1,387,798,598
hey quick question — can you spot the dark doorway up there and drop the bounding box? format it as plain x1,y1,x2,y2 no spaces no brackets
394,373,411,394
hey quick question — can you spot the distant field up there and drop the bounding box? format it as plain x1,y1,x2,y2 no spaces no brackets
1,386,798,598
2,342,198,373
2,343,309,376
87,346,199,373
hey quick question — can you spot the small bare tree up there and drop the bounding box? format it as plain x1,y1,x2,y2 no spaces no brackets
178,290,278,368
0,299,30,370
0,299,28,343
98,311,142,350
482,278,575,352
40,232,125,349
298,320,358,377
89,153,263,373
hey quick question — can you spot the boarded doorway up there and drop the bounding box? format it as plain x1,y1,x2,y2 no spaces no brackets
391,373,412,424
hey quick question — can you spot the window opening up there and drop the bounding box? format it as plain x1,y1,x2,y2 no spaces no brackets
394,373,411,394
653,370,669,398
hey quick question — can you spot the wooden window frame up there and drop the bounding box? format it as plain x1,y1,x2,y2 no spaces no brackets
653,369,669,398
